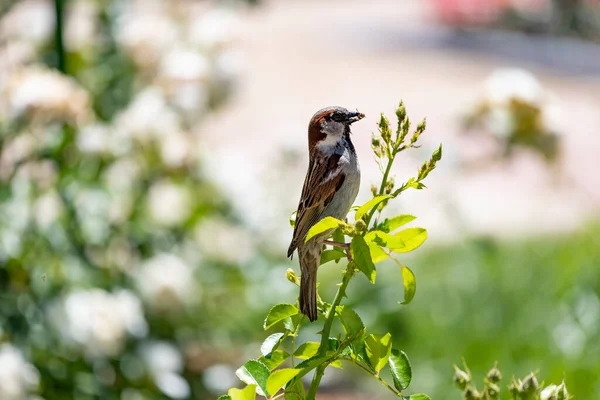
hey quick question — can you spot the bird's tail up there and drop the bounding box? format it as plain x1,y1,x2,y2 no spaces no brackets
298,242,320,322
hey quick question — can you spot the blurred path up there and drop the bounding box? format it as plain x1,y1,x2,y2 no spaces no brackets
201,0,600,243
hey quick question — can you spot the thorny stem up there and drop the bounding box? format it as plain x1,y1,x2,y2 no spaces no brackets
346,357,401,397
306,261,355,400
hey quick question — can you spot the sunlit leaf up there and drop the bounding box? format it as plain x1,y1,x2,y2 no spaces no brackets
264,304,299,330
368,244,389,263
304,217,343,243
355,195,393,221
365,230,405,250
401,266,416,305
332,228,345,244
259,350,290,371
217,396,232,400
389,349,412,390
289,211,297,228
235,361,270,396
294,342,320,359
365,333,392,373
228,384,256,400
350,236,376,283
266,368,302,396
393,228,427,252
261,333,285,356
378,215,416,233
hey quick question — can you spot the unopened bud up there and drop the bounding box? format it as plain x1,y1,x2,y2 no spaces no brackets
487,364,502,384
463,386,481,400
396,102,406,122
522,372,539,393
484,382,500,399
371,135,381,148
508,378,522,397
453,365,471,390
556,381,569,400
286,268,299,286
371,184,378,196
355,220,367,233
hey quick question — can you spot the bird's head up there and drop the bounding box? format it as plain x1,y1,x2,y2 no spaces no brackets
308,106,365,151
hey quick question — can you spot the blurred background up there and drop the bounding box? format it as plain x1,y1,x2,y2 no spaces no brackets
1,0,599,399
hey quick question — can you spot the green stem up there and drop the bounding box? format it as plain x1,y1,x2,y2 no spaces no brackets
54,0,66,73
346,357,401,397
306,262,355,400
366,153,395,227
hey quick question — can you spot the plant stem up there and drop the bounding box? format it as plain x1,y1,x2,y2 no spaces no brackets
346,358,401,397
366,154,395,227
290,316,305,368
306,262,355,400
54,0,66,73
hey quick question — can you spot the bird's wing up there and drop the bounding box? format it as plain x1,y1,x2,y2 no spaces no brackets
287,153,344,257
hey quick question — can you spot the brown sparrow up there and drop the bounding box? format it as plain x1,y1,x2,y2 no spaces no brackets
287,106,364,321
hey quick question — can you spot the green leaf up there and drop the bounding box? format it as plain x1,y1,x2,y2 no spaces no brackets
304,216,343,243
332,228,345,244
217,396,232,400
259,350,290,371
365,230,405,250
289,211,297,228
285,378,306,399
379,215,416,233
320,249,346,266
401,266,416,305
338,306,365,338
389,349,412,390
368,244,389,263
403,394,431,400
261,333,285,356
351,236,376,283
355,195,393,221
394,228,427,252
235,360,270,396
365,333,392,373
295,355,328,370
264,304,299,330
228,385,257,400
293,342,320,359
266,368,302,396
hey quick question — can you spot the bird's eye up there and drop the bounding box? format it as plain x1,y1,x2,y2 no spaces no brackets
331,112,344,122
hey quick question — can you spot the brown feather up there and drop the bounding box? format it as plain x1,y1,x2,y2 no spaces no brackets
287,152,344,258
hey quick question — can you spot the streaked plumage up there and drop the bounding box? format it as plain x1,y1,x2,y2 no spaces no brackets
288,106,363,321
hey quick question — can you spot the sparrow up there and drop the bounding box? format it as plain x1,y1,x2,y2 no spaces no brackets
287,106,364,321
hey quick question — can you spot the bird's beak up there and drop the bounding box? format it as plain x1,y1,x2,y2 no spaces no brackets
347,111,365,124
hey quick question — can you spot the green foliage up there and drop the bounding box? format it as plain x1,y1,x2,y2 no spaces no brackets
220,102,442,399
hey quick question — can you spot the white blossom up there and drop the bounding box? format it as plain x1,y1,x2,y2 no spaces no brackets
136,253,197,309
0,344,40,400
189,9,239,50
484,68,544,106
194,218,254,264
51,289,148,357
1,66,91,123
141,341,190,399
64,0,99,52
203,364,237,394
0,0,54,46
147,181,192,226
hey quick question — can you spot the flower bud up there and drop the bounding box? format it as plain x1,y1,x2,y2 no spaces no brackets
371,184,378,197
484,382,500,399
453,365,471,390
286,268,299,286
522,372,539,394
355,220,367,233
463,386,481,400
486,364,502,384
508,378,522,397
